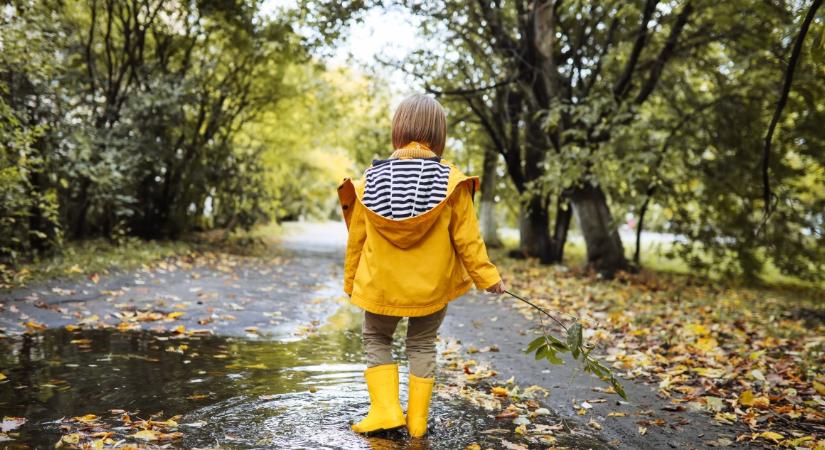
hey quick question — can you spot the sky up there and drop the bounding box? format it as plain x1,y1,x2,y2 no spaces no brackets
260,1,422,101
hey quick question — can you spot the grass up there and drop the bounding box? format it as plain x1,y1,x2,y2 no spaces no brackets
499,233,824,292
1,222,285,290
2,237,192,289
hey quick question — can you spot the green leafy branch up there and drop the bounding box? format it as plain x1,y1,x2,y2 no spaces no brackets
505,290,627,399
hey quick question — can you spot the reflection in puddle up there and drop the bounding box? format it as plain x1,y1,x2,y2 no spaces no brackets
2,305,585,449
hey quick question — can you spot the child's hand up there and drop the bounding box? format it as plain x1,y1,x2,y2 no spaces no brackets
486,280,505,295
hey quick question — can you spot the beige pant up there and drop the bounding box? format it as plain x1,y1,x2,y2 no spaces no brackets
362,307,447,378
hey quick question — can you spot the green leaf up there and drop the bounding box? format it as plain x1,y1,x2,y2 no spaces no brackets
611,377,627,400
546,334,569,351
545,348,564,365
587,359,606,378
535,345,548,360
567,322,583,358
525,336,546,354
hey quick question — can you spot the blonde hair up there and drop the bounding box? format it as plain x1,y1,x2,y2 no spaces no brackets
391,94,447,156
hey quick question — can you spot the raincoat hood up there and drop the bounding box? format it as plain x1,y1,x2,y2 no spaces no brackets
338,159,479,249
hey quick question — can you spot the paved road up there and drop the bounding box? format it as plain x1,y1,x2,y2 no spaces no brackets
283,222,754,449
0,222,758,449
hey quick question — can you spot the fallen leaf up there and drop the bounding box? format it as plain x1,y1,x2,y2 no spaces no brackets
738,390,754,407
130,430,158,441
491,386,509,397
73,414,98,424
1,417,25,432
61,433,82,444
757,431,783,443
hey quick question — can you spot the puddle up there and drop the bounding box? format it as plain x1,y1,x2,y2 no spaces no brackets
1,305,604,449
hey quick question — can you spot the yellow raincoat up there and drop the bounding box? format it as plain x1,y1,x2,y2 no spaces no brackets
338,153,500,317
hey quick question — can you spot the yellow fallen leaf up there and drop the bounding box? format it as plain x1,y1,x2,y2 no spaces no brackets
522,385,549,398
608,411,628,417
149,418,178,428
738,390,754,407
751,396,770,409
748,350,765,360
465,444,481,450
687,323,709,336
130,429,159,441
714,412,736,424
491,386,509,397
695,337,718,352
758,431,783,443
78,314,99,325
784,436,814,446
172,325,185,334
67,264,83,274
117,322,136,331
638,426,648,436
693,367,726,378
24,321,46,331
588,419,602,430
813,380,825,396
73,414,98,423
0,373,6,381
61,433,82,444
65,324,80,332
167,311,185,320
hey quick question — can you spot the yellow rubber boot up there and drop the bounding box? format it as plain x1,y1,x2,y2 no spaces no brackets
406,373,435,438
351,364,406,434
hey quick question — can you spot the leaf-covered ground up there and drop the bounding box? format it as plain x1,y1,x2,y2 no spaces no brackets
3,222,823,449
497,256,825,448
0,224,610,449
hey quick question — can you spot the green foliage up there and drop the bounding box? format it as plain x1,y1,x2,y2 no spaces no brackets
0,0,311,266
606,2,825,281
0,3,64,264
236,64,391,221
522,307,627,399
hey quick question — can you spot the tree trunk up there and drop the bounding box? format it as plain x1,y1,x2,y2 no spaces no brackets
549,197,572,263
634,196,651,267
518,195,551,261
634,186,656,267
479,145,502,248
570,183,628,277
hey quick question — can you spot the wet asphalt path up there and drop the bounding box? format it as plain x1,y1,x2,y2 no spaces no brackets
0,222,760,449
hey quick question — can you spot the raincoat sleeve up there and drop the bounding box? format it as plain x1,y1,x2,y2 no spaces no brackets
343,198,366,296
448,183,501,290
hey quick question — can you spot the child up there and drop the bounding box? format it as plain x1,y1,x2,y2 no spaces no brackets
337,94,504,438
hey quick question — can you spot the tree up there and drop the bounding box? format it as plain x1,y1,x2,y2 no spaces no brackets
386,0,714,276
610,0,825,280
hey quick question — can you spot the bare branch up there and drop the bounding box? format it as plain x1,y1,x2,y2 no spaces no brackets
613,0,658,99
761,0,822,220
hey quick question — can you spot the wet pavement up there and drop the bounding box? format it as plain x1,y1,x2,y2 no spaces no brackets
0,222,613,449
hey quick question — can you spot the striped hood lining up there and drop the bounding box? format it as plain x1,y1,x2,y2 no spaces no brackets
361,157,451,220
